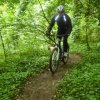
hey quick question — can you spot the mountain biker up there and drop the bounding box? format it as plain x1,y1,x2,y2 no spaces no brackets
46,5,72,57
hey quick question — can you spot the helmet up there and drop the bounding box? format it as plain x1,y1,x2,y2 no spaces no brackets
57,5,64,13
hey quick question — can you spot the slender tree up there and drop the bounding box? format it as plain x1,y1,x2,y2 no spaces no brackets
0,29,6,61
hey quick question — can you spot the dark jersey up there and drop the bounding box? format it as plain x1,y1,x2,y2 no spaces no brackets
48,13,72,35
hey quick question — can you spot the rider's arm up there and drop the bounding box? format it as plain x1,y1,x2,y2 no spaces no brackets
66,15,72,35
47,15,55,35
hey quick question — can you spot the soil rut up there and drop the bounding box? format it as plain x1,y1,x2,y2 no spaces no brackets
14,54,81,100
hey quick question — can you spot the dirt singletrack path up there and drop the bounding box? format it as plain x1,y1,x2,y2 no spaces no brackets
14,54,81,100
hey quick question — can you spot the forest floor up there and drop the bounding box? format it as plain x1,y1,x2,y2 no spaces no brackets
14,53,81,100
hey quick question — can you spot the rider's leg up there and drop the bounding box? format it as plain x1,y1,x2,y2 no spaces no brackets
57,37,62,60
63,35,69,56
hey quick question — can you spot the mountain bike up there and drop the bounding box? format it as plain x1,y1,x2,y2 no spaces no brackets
48,34,69,74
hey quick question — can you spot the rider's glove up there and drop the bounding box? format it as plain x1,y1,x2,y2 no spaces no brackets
67,34,70,36
46,31,50,36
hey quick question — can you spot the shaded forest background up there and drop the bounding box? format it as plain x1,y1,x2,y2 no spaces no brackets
0,0,100,100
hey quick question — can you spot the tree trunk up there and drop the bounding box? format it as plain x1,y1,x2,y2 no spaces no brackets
0,30,7,62
85,26,91,50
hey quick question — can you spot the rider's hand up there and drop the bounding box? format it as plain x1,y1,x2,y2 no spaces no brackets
46,32,50,36
67,34,70,36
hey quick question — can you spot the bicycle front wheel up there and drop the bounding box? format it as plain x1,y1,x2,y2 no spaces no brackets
49,47,59,74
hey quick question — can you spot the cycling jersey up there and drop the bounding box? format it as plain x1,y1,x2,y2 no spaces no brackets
48,13,72,35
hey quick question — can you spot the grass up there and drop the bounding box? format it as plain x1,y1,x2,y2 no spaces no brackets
0,47,49,100
0,41,100,100
55,42,100,100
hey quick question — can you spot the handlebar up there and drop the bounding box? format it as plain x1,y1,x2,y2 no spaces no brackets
57,34,69,37
48,34,69,37
46,33,69,45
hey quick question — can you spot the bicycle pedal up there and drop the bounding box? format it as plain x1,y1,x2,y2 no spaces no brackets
59,59,62,61
63,56,66,58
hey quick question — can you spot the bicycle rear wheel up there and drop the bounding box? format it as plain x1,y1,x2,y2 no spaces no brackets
62,49,69,64
49,47,59,74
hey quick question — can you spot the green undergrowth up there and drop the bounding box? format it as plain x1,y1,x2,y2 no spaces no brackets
55,42,100,100
0,48,49,100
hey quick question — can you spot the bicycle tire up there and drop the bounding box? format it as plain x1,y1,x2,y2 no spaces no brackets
62,49,69,64
49,47,59,74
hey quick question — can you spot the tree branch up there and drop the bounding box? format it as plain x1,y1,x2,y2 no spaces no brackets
37,0,50,24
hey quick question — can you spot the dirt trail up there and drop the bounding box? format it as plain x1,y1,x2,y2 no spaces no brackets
14,54,81,100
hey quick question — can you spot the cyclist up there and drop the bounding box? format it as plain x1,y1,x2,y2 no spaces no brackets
46,5,72,57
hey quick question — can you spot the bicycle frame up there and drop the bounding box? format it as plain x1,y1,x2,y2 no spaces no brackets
49,37,63,61
48,34,69,74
